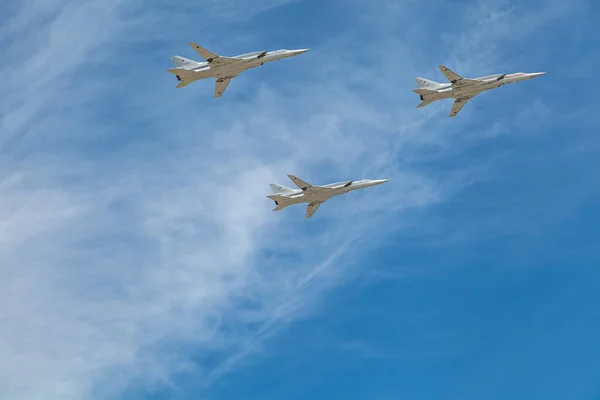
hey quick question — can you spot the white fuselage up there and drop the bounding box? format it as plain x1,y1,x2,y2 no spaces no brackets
424,72,545,102
274,179,387,206
182,49,306,81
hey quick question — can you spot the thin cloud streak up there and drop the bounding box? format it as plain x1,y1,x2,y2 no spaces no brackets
0,0,583,399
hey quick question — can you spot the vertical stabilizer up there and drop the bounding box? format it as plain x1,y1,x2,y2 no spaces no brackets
171,56,200,68
270,183,294,194
414,77,439,87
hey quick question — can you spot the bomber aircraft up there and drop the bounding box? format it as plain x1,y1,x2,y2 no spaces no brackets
413,65,546,117
267,175,388,219
168,42,309,97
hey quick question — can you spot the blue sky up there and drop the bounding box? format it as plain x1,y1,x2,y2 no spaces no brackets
1,0,599,399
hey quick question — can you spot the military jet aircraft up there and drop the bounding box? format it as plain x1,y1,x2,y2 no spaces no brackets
267,175,388,219
413,65,546,117
167,42,310,97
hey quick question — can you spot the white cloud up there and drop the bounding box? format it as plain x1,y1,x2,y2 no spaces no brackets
0,0,585,398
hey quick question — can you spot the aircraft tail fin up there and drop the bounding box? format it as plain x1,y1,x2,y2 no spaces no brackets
414,77,439,87
171,56,200,68
270,183,294,194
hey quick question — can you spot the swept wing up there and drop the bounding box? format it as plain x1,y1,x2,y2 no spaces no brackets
449,98,470,117
288,175,313,190
306,202,321,218
288,175,335,194
438,65,478,86
189,42,236,65
215,77,234,98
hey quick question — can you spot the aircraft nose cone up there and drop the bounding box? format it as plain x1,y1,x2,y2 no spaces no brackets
371,179,388,186
531,72,546,78
294,48,310,55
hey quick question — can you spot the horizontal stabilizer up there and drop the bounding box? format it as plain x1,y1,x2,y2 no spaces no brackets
417,99,434,108
267,195,289,211
167,68,211,89
413,88,437,96
167,68,196,88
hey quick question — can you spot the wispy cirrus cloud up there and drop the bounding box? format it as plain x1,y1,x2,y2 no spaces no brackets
0,0,589,399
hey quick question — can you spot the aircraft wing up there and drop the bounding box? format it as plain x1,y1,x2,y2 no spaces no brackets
288,175,312,190
214,77,234,98
189,42,235,65
449,98,470,117
306,202,321,218
438,65,478,86
438,65,463,82
288,175,334,194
